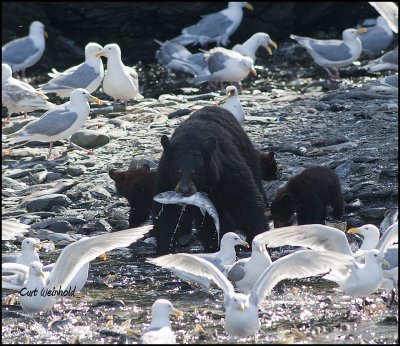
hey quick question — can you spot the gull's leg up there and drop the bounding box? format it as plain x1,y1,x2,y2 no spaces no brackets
47,141,54,160
68,138,95,155
24,112,28,119
125,99,128,108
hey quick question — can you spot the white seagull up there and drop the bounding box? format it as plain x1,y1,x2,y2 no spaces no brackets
2,21,47,77
8,88,102,159
171,2,254,47
221,85,245,124
39,42,105,98
232,32,278,62
96,43,143,107
139,299,183,344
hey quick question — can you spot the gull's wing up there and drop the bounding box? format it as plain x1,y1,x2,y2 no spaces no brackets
369,2,398,33
148,253,235,297
2,220,30,241
250,250,353,307
227,259,247,283
46,225,152,290
2,37,39,66
183,12,233,39
2,263,29,290
376,221,398,255
307,40,352,61
254,224,354,256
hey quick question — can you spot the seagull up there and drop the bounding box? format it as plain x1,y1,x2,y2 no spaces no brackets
369,2,398,33
2,63,56,124
363,46,398,72
2,237,41,266
290,27,366,81
154,39,208,77
254,224,392,307
39,42,105,98
139,299,183,344
171,2,254,47
171,232,249,289
148,250,352,337
232,32,278,61
192,47,257,90
1,220,30,241
226,239,272,293
8,88,102,159
220,85,245,124
359,16,394,53
96,43,143,108
2,225,152,313
2,21,47,78
379,74,398,89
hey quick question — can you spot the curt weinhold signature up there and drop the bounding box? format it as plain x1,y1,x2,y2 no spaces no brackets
20,286,76,297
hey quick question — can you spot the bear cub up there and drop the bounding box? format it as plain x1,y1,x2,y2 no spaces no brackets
109,164,157,227
270,166,344,227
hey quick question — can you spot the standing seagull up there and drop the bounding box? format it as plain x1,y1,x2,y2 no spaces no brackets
290,28,366,81
8,88,102,159
39,42,104,98
359,16,393,53
221,85,245,124
96,43,143,108
232,32,278,61
2,63,56,124
171,2,254,47
2,21,47,78
140,299,183,344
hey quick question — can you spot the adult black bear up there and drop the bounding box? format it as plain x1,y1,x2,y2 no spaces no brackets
270,166,344,227
152,106,268,255
109,165,157,227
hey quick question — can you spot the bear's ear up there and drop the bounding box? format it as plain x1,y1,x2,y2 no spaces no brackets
266,151,274,160
161,135,170,151
203,137,217,159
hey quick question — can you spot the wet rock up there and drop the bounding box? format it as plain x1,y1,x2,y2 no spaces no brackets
46,172,65,181
25,194,72,212
128,157,158,170
71,130,110,149
167,108,192,119
359,207,387,221
94,219,112,233
66,164,87,176
29,169,48,184
334,161,356,178
91,186,112,200
345,199,363,212
47,221,76,233
108,219,130,230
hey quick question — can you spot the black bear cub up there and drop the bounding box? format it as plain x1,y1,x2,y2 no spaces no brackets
259,151,281,181
152,106,268,255
109,164,157,227
270,166,344,227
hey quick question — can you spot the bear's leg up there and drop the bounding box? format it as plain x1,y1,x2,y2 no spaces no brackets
330,191,344,219
297,201,326,225
153,204,194,255
128,203,151,227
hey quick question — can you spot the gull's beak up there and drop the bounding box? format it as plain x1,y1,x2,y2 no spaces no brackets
34,243,42,250
265,40,278,55
172,307,184,319
258,244,264,253
241,241,250,248
95,51,105,57
382,259,391,268
39,271,45,279
358,27,367,33
245,3,254,11
250,67,257,77
89,95,104,105
44,31,48,39
240,302,246,312
98,253,108,261
227,89,234,98
347,228,359,234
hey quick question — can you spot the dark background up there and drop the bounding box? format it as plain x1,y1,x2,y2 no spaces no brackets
2,2,379,73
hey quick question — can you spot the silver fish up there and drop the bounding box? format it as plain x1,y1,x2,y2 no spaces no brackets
153,191,220,243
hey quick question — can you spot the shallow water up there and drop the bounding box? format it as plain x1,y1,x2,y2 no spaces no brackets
2,248,398,344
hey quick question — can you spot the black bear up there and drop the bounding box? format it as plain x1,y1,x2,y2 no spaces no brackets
259,151,281,181
109,164,157,227
152,106,268,255
270,166,344,227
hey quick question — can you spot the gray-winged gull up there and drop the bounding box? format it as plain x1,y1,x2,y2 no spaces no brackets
359,16,393,53
364,46,398,72
39,42,105,98
255,224,391,307
290,28,366,81
369,2,398,33
2,21,47,77
232,32,278,61
154,39,208,77
192,47,257,90
2,225,152,313
139,299,183,344
96,43,143,107
2,63,56,124
379,74,398,89
149,250,352,337
171,2,254,47
2,238,40,266
221,85,245,124
8,88,102,159
226,239,272,293
1,220,30,241
171,232,249,289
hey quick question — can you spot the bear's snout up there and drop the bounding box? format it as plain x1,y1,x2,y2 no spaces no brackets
175,180,197,196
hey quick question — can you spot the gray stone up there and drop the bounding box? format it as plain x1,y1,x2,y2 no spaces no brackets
70,130,110,149
94,219,112,232
25,194,72,212
66,165,87,177
46,172,65,181
47,221,76,233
